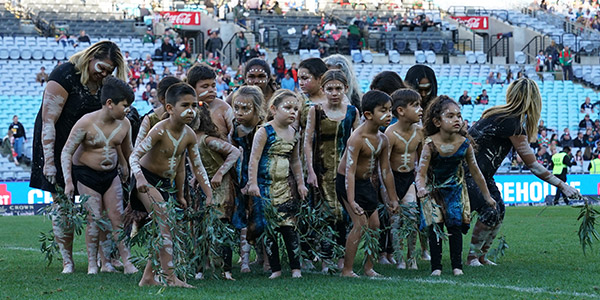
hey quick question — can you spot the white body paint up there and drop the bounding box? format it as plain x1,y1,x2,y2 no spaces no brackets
92,123,123,170
392,128,417,172
164,130,185,178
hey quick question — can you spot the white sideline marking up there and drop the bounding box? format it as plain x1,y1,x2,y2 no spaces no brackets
371,276,600,299
1,246,86,256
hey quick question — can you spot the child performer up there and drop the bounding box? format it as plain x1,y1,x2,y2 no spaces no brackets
188,64,233,139
230,86,265,273
336,90,400,277
297,58,329,129
130,82,212,288
384,89,424,270
246,89,308,279
61,77,138,275
415,96,495,276
304,69,359,272
135,76,182,146
191,104,241,280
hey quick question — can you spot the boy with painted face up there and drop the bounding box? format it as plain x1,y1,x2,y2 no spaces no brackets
384,89,424,270
188,64,234,140
130,82,213,288
336,90,400,278
61,76,138,275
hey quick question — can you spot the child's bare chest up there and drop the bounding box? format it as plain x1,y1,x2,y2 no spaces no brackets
84,123,124,148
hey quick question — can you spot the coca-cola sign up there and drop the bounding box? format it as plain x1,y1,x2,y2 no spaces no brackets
160,11,201,26
450,16,488,30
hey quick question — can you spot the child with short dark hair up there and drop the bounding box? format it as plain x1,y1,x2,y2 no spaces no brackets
188,64,233,139
384,89,424,270
130,82,213,288
135,76,182,146
415,95,495,276
61,76,138,275
337,90,400,277
246,89,308,279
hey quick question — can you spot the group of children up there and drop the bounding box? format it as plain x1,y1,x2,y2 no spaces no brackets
57,57,503,287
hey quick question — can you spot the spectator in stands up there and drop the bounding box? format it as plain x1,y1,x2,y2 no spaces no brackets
567,8,577,22
505,70,513,84
143,55,155,77
347,22,362,50
595,119,600,131
536,50,546,72
573,149,584,172
36,67,49,86
245,0,261,12
280,71,296,91
123,51,134,63
485,72,495,85
384,17,396,32
235,32,249,65
367,12,376,25
301,29,319,50
536,146,551,168
421,16,435,31
162,66,172,78
175,65,186,81
545,41,559,71
516,71,525,79
584,127,594,142
495,72,504,86
324,19,337,32
215,75,229,98
476,89,489,105
559,45,573,80
161,36,177,61
581,96,595,114
301,25,310,36
77,30,91,47
538,129,550,148
174,52,192,70
30,41,126,274
272,52,286,83
55,29,71,47
8,115,26,160
459,90,472,106
579,114,593,129
147,75,157,90
574,131,586,147
205,30,224,58
130,61,142,88
233,2,248,27
289,62,298,89
141,84,152,101
560,128,573,147
550,133,559,146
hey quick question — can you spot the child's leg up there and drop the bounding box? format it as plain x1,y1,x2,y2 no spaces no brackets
77,182,103,274
239,228,251,272
467,220,492,265
479,223,501,265
280,226,301,278
428,223,444,274
364,211,381,277
340,200,368,277
266,232,282,278
378,210,392,264
220,218,234,280
50,193,75,274
103,177,138,274
404,186,418,269
137,186,192,288
447,225,463,272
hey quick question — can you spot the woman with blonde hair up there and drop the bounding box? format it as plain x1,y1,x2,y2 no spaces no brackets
464,78,581,267
30,40,126,274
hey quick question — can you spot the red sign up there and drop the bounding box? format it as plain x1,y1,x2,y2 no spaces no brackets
159,11,201,26
451,16,488,30
0,184,11,205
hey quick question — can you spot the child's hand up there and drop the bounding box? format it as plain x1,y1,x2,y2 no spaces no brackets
205,195,213,206
64,182,75,199
349,201,364,216
416,187,428,198
388,200,399,214
485,196,497,208
136,176,150,193
177,196,188,209
246,184,260,197
306,170,318,188
43,164,57,184
211,173,223,189
560,182,582,199
298,184,308,200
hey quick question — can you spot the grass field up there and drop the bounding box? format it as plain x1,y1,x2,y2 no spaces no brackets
1,206,599,300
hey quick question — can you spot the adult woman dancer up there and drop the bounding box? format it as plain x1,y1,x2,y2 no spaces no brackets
465,78,582,266
30,41,127,273
404,64,438,110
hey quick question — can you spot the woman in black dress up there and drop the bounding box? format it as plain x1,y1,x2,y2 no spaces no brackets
30,41,127,273
404,64,438,110
465,78,581,266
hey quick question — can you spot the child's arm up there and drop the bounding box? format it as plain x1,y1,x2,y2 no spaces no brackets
175,158,186,206
41,83,69,184
187,134,213,206
134,115,151,147
344,138,363,215
415,141,431,198
290,135,308,200
129,128,159,194
510,135,582,198
352,107,360,129
379,135,399,213
224,106,234,140
304,106,317,187
60,123,86,199
118,120,133,183
205,136,241,188
465,144,496,207
246,127,267,197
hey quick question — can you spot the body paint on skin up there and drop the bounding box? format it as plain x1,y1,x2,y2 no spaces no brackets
92,123,123,170
44,93,66,118
364,137,383,177
164,130,185,178
191,146,211,186
180,108,197,118
380,113,391,121
94,61,113,73
198,90,209,97
439,144,455,153
393,128,416,172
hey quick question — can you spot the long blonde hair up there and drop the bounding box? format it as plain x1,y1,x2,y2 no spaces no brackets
480,78,542,142
69,40,127,85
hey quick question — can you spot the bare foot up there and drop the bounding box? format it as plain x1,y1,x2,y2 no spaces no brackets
138,277,162,287
453,268,464,276
302,259,315,270
387,254,397,265
396,259,406,269
124,264,139,274
263,262,271,272
240,264,251,273
341,270,360,278
291,269,302,278
269,271,282,279
194,272,204,280
467,258,483,267
88,264,99,275
101,263,117,273
337,258,344,269
167,277,194,288
364,269,381,277
431,269,441,276
421,250,431,261
479,257,497,266
111,259,123,268
408,259,418,270
224,271,235,281
378,256,391,265
62,262,74,274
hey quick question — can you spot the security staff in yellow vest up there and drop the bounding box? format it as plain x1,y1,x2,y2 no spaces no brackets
588,155,600,174
549,146,574,205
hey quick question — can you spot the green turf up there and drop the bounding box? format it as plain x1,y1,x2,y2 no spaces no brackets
1,206,599,300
